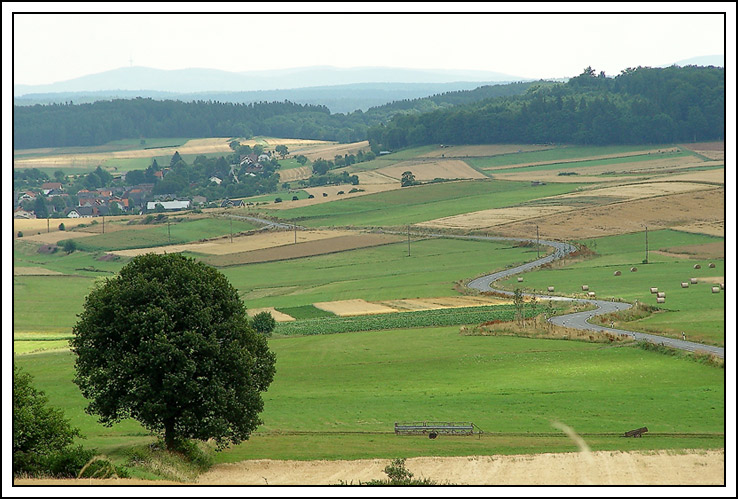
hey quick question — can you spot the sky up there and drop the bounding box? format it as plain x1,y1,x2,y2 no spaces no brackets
6,4,733,86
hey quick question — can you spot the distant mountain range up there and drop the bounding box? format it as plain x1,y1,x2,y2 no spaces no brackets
13,57,723,113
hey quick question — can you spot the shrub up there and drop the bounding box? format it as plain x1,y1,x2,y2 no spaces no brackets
17,231,23,238
275,197,282,203
251,311,277,336
58,223,66,231
292,196,299,201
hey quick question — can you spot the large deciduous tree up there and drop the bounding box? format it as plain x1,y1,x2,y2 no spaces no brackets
70,253,276,450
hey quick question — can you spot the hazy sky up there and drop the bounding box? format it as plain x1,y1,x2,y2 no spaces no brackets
7,5,731,86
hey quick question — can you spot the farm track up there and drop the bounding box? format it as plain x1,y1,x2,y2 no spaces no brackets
379,230,725,358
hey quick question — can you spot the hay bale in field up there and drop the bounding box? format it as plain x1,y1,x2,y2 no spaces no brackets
614,271,621,276
582,285,589,291
517,277,524,282
650,287,658,294
693,264,701,269
681,282,690,288
657,292,666,298
630,267,638,272
712,286,721,293
709,263,716,268
690,278,698,284
720,283,724,290
547,286,555,292
657,297,665,303
587,291,596,298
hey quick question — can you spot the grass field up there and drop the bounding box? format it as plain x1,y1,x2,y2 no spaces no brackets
494,229,725,345
13,326,724,464
254,179,581,227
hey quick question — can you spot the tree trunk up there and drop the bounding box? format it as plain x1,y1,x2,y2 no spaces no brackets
164,418,176,450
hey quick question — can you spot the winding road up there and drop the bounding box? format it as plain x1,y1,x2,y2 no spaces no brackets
451,234,725,359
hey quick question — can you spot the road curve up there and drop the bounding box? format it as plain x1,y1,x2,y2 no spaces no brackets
456,235,725,359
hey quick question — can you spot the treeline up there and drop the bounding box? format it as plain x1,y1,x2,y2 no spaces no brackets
13,81,537,149
368,66,724,148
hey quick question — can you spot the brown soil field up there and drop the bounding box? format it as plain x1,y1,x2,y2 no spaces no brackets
313,299,399,316
481,147,681,171
109,229,359,258
287,140,370,161
11,449,725,486
419,144,553,158
375,159,488,181
246,307,296,322
680,141,725,161
201,233,403,266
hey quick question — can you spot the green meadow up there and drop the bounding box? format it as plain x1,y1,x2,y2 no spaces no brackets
495,230,725,345
14,326,724,463
257,179,581,227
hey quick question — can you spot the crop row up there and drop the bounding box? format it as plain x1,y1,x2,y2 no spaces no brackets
273,304,537,336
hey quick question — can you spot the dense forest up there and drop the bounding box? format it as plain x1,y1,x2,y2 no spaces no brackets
13,66,723,150
368,66,724,148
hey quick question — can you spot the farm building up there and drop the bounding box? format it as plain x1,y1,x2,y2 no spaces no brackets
146,200,191,211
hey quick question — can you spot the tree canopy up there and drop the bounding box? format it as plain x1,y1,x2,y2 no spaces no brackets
70,253,276,450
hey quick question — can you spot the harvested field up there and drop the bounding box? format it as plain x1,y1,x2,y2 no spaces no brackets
553,181,719,202
287,140,370,161
375,159,488,181
201,233,403,266
419,144,553,158
417,205,574,231
110,229,359,257
377,295,512,311
14,217,113,233
654,241,725,260
192,449,725,486
656,167,725,184
313,299,399,316
680,141,725,160
13,266,65,276
481,188,724,240
278,165,312,182
673,220,725,237
18,230,98,245
492,158,722,183
246,307,296,322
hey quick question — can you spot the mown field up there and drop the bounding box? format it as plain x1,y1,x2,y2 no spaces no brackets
14,326,724,465
494,229,725,346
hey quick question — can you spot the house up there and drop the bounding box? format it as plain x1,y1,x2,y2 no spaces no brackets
14,207,36,219
220,199,245,208
192,195,207,206
18,191,37,203
66,206,96,218
41,182,63,195
146,200,191,211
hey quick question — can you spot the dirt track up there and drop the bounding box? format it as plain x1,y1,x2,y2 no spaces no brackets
13,449,724,486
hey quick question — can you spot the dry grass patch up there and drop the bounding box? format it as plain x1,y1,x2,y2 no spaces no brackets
417,205,575,231
13,266,65,276
246,307,296,322
287,140,370,161
313,299,399,316
673,220,724,237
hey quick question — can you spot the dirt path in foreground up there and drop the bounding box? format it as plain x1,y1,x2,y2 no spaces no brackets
16,450,722,486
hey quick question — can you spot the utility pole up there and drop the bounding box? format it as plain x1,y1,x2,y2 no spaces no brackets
167,217,171,243
645,225,648,263
102,215,105,234
294,225,297,244
47,217,50,233
536,225,540,259
407,225,411,257
230,218,233,243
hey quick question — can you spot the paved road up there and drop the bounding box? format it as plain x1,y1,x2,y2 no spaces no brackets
457,235,725,359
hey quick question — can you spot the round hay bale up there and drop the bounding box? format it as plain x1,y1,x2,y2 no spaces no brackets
656,297,665,303
650,287,658,294
582,285,589,291
630,267,638,272
720,283,724,290
614,271,621,276
708,263,716,268
681,282,690,288
517,277,524,282
657,292,666,298
693,264,701,269
690,278,698,284
712,286,721,293
587,291,596,297
547,286,555,292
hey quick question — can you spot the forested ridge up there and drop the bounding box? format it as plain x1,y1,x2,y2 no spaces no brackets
14,66,723,150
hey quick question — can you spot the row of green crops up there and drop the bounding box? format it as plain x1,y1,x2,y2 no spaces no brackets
274,305,540,336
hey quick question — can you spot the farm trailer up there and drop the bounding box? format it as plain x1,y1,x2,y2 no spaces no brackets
394,421,483,439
